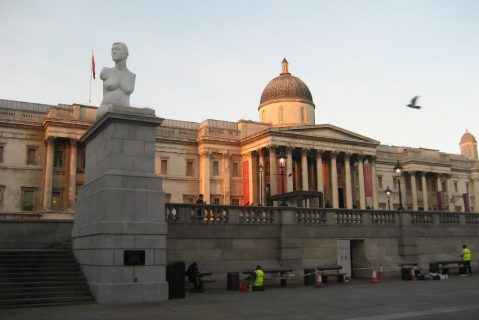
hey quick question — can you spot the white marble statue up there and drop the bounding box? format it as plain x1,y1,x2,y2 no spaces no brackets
97,42,136,119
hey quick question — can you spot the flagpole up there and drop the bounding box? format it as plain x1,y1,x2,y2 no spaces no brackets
89,50,93,105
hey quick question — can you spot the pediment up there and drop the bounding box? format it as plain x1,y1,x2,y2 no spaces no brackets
277,124,380,145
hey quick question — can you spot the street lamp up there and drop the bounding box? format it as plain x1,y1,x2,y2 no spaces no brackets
259,164,264,206
385,186,392,211
393,161,404,210
277,151,287,206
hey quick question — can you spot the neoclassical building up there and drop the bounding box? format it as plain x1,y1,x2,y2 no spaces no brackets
1,59,478,218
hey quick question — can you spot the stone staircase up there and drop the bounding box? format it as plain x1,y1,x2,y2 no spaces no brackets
0,250,95,308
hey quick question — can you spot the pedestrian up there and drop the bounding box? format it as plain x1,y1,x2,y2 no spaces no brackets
249,265,264,291
196,194,205,220
460,244,472,276
186,262,204,292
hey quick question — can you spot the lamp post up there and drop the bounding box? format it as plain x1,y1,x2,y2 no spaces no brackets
393,161,404,210
277,151,287,206
385,186,392,211
259,164,264,206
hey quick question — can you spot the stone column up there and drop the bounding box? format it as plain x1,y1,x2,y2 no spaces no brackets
301,149,309,191
399,175,407,210
248,152,255,204
286,147,293,192
410,172,418,211
42,137,54,210
473,178,479,213
446,175,453,212
223,153,231,205
371,157,379,209
331,152,339,208
436,174,443,192
344,153,353,209
358,156,366,209
258,150,266,206
421,173,428,211
269,146,277,196
316,150,324,194
200,151,211,202
67,139,78,211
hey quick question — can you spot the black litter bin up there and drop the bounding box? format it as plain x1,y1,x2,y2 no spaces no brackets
304,268,315,285
166,261,185,299
227,272,240,290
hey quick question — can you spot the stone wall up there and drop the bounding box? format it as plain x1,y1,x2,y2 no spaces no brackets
2,206,479,279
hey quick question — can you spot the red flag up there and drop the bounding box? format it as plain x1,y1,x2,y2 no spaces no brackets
91,52,96,79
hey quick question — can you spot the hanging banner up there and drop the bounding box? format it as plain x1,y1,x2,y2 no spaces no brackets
436,191,444,211
242,160,249,205
463,193,470,212
364,162,372,197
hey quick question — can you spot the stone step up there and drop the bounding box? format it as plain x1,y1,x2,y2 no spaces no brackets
0,300,94,309
0,275,87,283
0,270,83,278
0,266,81,273
0,279,88,289
0,284,90,294
0,289,92,300
0,295,95,308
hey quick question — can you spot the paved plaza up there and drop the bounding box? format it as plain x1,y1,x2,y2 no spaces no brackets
2,275,479,320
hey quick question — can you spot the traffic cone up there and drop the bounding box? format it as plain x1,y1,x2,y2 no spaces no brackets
370,267,379,284
379,264,385,279
411,266,417,281
315,270,323,288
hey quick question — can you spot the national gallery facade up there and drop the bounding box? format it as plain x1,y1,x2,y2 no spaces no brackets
1,59,478,218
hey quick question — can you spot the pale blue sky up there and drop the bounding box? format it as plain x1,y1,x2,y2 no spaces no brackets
1,0,478,154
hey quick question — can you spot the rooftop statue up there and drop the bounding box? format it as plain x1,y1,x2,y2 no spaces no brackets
97,42,136,119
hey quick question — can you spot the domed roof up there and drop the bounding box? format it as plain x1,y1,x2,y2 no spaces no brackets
460,129,477,144
259,59,315,109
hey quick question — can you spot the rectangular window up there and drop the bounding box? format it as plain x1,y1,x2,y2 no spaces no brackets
22,188,35,211
377,176,383,189
0,185,5,209
300,107,305,123
27,147,37,165
183,195,195,204
186,161,193,177
212,197,220,204
54,150,64,168
51,191,62,210
454,181,458,193
0,145,4,163
231,198,240,205
212,160,219,176
232,162,239,177
160,159,168,175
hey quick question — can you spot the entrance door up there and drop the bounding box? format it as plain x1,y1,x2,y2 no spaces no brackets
337,240,351,277
338,188,345,208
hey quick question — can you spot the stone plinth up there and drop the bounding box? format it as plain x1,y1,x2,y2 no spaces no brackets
72,106,168,304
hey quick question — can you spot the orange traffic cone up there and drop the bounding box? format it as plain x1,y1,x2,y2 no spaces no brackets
371,267,379,284
315,270,323,288
379,264,385,279
411,266,417,281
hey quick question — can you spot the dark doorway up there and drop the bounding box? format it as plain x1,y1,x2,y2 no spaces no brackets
338,188,345,208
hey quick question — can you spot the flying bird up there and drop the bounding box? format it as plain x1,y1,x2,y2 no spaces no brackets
406,96,421,109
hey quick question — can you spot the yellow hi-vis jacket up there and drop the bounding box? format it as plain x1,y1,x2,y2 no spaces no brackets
254,269,264,287
462,248,472,261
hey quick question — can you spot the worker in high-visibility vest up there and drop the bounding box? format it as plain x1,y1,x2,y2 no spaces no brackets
252,265,264,291
461,244,472,276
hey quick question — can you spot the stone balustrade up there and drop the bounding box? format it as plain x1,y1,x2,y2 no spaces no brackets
165,203,479,227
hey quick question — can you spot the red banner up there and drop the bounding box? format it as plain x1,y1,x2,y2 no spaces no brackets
436,191,444,211
463,193,470,212
364,162,372,197
242,161,249,205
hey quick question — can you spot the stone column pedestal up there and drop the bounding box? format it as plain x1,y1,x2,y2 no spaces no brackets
72,106,168,304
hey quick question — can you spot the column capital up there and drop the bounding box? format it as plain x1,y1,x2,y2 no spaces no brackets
343,152,352,160
201,151,211,158
45,136,55,144
222,152,232,159
70,138,78,146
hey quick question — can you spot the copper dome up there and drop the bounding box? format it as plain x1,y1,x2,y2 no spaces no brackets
460,130,477,144
259,59,315,109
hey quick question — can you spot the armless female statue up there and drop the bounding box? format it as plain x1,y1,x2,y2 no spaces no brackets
97,42,136,119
